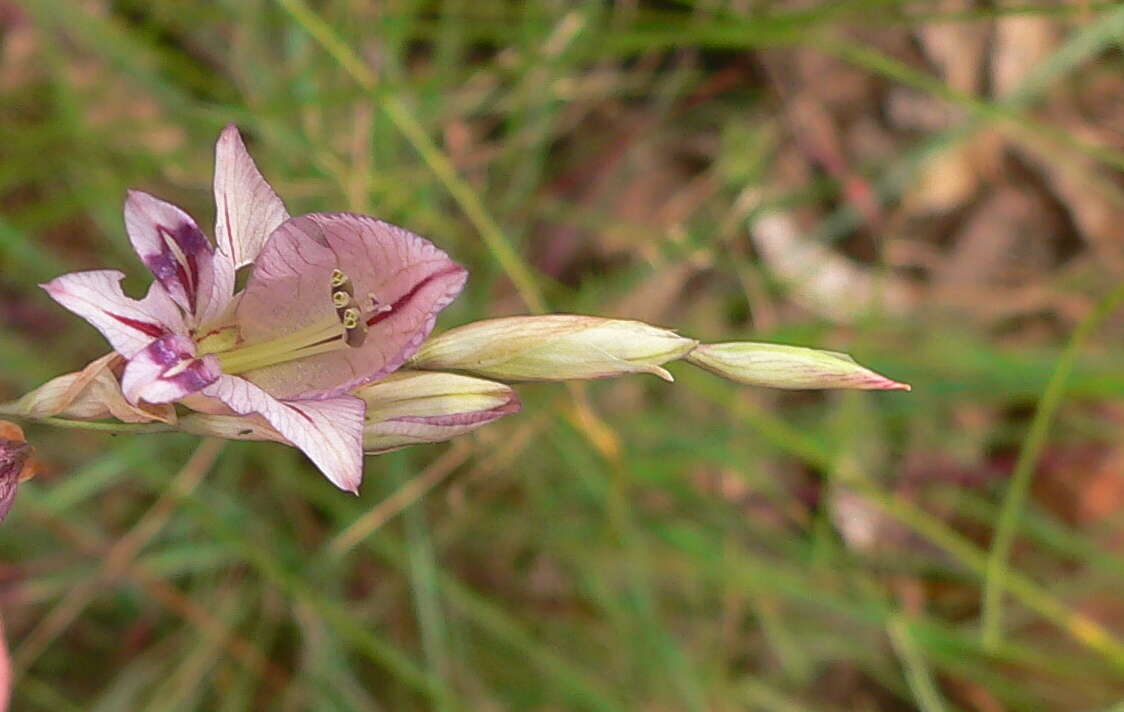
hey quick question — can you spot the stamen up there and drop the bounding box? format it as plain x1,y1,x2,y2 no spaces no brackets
342,308,360,329
220,335,346,374
209,268,382,375
215,316,345,374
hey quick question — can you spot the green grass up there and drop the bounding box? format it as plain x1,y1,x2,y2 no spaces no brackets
3,0,1124,709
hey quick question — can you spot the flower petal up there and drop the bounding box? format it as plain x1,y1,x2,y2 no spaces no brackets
124,190,227,323
121,334,221,404
236,213,467,399
213,124,290,269
202,374,365,492
41,270,183,358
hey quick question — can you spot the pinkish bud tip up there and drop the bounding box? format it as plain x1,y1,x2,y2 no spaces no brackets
874,376,911,391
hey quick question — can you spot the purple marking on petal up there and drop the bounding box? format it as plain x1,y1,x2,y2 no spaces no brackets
283,402,316,424
167,358,221,394
145,334,191,366
125,191,218,321
121,334,220,404
366,264,467,328
144,254,178,283
108,313,167,340
156,223,205,310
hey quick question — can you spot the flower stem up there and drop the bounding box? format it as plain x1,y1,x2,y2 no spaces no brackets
0,407,177,434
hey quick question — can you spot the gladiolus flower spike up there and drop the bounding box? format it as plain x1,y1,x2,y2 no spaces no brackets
15,126,909,498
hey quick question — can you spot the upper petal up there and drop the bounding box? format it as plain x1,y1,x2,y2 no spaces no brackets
41,270,184,358
235,213,467,400
213,125,290,269
124,190,229,324
202,374,365,492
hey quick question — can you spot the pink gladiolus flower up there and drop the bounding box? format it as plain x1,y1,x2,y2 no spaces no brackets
41,126,467,492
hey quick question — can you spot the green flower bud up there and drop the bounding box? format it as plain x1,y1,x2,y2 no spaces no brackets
409,316,698,382
687,342,909,391
355,371,520,453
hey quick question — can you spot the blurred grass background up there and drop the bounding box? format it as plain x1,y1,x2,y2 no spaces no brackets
4,0,1124,709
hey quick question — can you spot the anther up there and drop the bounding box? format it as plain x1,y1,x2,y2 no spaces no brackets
332,290,350,308
342,308,360,330
330,269,349,288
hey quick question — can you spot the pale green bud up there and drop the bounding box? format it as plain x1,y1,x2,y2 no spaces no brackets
409,316,698,382
687,342,910,391
355,371,520,453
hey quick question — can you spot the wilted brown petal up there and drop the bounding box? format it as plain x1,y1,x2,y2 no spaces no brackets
0,421,39,523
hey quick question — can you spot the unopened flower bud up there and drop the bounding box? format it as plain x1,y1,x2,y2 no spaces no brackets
409,316,698,382
0,421,40,523
12,353,174,424
687,342,910,391
356,371,520,453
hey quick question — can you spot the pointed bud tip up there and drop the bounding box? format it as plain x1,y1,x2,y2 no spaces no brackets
219,123,242,141
339,480,361,496
687,341,912,392
867,374,911,392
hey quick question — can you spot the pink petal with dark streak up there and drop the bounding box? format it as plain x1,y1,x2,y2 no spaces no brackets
124,190,230,325
202,374,365,492
235,213,467,400
121,333,221,404
213,125,290,269
40,270,184,358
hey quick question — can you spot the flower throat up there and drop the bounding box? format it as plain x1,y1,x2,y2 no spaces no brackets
203,269,384,375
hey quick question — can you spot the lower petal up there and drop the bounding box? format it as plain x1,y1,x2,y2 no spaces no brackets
201,374,365,492
121,334,221,404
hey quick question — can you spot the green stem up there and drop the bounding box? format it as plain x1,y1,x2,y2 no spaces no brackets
0,408,177,435
981,282,1124,649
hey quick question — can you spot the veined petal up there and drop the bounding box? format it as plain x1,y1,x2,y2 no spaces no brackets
202,374,365,492
235,213,467,400
213,125,290,269
121,334,221,404
124,190,227,323
41,270,183,358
